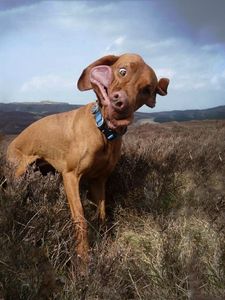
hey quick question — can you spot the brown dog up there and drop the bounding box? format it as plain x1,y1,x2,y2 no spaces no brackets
7,53,169,262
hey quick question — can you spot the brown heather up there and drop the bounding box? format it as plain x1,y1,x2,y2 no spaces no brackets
0,120,225,299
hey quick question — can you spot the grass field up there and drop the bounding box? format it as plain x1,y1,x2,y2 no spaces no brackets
0,120,225,299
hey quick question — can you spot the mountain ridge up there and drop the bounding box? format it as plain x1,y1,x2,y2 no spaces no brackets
0,101,224,134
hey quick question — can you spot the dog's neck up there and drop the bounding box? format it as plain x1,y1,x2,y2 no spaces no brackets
91,102,127,141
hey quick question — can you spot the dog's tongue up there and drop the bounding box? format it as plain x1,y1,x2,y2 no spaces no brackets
90,65,112,87
90,65,113,106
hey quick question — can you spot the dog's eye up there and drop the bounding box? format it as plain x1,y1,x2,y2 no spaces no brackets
119,68,127,77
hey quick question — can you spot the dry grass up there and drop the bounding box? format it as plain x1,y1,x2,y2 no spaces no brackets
0,120,225,299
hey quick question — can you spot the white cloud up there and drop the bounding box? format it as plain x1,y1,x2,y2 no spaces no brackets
145,38,178,51
114,36,125,46
105,36,126,54
210,70,225,90
155,68,176,79
144,36,225,95
20,74,72,93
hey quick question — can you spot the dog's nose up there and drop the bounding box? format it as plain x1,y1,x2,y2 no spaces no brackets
111,91,128,111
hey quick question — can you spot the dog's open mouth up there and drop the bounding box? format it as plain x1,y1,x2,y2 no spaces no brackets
99,87,133,131
90,66,112,107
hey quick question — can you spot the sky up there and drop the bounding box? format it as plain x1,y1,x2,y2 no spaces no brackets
0,0,225,112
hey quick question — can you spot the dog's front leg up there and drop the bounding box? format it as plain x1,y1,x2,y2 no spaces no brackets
62,171,89,263
89,178,106,224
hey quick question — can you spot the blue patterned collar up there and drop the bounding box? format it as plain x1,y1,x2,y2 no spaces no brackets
91,103,126,141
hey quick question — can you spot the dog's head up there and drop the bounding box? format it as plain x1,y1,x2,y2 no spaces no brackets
77,53,169,131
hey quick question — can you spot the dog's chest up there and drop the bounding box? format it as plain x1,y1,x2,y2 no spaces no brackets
82,139,122,178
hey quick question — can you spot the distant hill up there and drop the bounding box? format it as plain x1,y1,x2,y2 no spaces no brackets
0,101,79,114
0,102,80,134
0,101,224,134
135,105,225,124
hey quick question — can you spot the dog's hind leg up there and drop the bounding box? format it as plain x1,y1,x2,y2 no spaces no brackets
88,178,106,224
7,146,39,178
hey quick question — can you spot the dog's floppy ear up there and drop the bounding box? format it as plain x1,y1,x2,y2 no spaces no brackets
156,78,170,96
77,55,120,91
145,77,170,108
